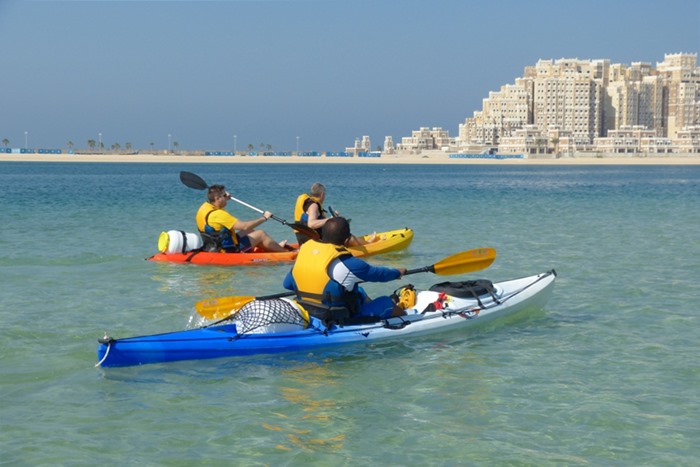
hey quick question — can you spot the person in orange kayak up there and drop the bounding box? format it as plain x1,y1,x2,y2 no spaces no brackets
294,182,376,246
196,184,289,253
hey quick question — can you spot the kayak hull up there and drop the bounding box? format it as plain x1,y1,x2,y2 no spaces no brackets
347,228,413,256
147,249,299,265
97,270,556,367
146,227,413,266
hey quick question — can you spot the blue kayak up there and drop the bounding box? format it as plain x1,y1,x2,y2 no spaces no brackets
96,270,556,367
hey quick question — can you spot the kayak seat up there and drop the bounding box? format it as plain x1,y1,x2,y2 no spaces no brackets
295,300,380,328
295,300,352,327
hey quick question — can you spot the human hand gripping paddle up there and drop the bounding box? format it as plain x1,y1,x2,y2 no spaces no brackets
179,171,320,241
194,247,497,320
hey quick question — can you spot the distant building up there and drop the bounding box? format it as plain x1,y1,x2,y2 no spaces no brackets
594,126,658,154
675,126,700,154
458,53,700,155
396,127,454,151
459,79,532,148
345,135,372,155
352,53,699,156
383,136,395,154
498,125,550,156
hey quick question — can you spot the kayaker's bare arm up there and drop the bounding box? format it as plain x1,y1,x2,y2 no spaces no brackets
233,211,273,233
305,203,327,230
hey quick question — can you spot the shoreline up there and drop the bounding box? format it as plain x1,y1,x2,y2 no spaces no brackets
2,151,700,165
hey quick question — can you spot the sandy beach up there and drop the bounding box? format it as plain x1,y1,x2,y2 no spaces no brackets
2,151,700,165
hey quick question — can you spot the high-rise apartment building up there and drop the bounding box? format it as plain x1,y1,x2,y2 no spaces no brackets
657,53,700,137
530,58,606,140
456,53,700,154
458,80,531,146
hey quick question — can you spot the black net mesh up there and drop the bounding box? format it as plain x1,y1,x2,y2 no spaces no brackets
234,299,309,335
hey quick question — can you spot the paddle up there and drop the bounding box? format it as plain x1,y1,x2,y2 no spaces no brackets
179,171,319,240
194,247,497,320
327,205,350,223
195,291,294,321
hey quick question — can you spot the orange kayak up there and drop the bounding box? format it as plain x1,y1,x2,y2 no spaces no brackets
147,227,413,266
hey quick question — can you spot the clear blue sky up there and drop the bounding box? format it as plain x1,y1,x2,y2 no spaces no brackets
1,0,698,152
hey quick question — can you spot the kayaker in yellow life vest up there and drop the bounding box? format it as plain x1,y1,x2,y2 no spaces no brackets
293,182,376,246
293,182,333,244
283,217,406,322
196,184,289,253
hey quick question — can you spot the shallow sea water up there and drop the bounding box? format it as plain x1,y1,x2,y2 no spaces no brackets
1,162,698,465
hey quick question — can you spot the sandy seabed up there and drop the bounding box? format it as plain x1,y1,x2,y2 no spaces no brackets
2,151,700,165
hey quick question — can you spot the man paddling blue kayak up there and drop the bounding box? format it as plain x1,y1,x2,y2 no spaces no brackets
284,217,407,324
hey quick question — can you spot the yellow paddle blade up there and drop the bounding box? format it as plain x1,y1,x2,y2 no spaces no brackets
194,295,255,320
194,248,495,320
432,247,496,276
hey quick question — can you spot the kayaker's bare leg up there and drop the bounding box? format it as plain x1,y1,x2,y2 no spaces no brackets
247,230,289,252
348,232,377,246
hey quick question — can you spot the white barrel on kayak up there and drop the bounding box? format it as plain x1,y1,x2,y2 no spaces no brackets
158,230,203,254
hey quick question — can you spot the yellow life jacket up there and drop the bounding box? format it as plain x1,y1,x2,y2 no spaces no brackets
195,202,239,251
291,240,351,306
195,202,217,232
294,194,324,224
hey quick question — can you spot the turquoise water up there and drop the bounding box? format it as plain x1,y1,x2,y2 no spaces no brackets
1,162,698,465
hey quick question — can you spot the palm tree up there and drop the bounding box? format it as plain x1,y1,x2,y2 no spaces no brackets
125,142,132,152
534,138,547,154
551,137,560,156
88,139,96,151
2,138,9,147
247,143,254,151
173,141,179,153
67,141,74,151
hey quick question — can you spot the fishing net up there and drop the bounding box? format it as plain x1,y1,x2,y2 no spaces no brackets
234,298,310,335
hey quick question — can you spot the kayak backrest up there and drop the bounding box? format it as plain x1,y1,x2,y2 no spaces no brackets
296,299,351,327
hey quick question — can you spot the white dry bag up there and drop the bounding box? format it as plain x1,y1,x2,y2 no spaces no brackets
158,230,203,254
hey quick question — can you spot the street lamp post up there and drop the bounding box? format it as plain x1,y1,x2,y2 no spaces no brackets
234,135,237,154
296,136,300,155
24,131,28,149
98,133,102,152
168,134,172,153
